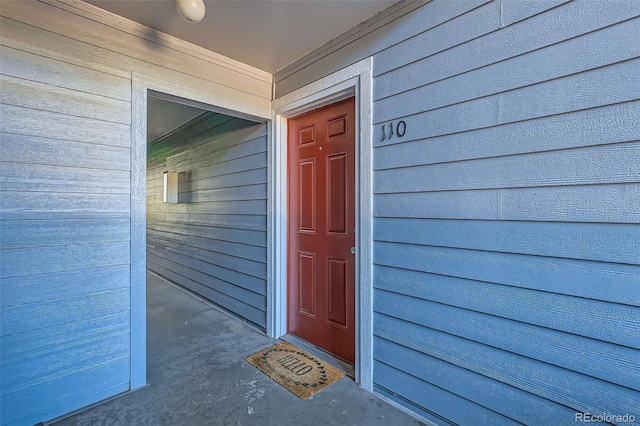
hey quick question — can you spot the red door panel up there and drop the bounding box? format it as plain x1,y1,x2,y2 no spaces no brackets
287,97,356,363
298,159,316,232
327,153,347,235
298,251,316,317
328,258,348,328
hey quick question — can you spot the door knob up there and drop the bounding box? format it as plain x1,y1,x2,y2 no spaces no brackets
350,246,356,254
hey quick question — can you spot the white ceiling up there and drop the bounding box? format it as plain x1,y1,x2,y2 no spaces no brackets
147,96,206,142
85,0,397,73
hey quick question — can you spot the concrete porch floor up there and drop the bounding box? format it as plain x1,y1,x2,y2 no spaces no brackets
54,273,425,426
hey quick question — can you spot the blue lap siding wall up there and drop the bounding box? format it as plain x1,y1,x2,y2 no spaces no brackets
0,0,270,423
1,49,133,426
146,113,268,330
275,0,640,424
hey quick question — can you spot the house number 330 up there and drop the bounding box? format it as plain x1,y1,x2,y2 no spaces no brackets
381,120,406,141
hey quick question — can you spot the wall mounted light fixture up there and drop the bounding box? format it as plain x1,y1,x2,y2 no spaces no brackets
163,172,179,203
176,0,206,23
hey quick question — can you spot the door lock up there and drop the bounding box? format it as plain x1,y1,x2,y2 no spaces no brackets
350,246,356,254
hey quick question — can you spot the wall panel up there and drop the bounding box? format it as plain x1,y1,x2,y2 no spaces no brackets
275,0,640,423
146,114,268,329
0,0,271,423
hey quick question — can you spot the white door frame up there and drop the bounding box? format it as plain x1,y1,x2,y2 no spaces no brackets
130,72,271,390
269,58,374,390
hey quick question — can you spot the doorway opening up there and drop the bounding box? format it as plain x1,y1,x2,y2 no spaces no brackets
146,95,268,316
130,74,271,389
271,58,374,390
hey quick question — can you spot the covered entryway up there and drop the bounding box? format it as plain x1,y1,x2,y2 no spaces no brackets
52,274,421,425
286,98,356,363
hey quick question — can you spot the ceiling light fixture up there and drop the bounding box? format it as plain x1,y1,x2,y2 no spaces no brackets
176,0,206,23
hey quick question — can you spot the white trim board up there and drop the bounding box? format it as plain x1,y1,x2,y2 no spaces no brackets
269,57,374,391
130,72,272,390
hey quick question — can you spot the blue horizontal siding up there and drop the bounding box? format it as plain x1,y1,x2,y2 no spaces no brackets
0,45,131,101
0,43,134,425
374,360,519,425
147,113,236,168
374,268,640,390
1,288,130,336
374,219,640,265
0,103,130,147
498,184,640,223
374,142,640,193
0,132,130,170
374,100,640,170
500,0,569,26
373,1,500,78
0,191,130,220
150,221,266,247
0,74,131,124
1,311,129,366
0,358,129,426
0,162,130,193
157,241,266,279
147,247,265,296
0,219,130,249
176,152,268,181
147,114,268,329
373,0,640,100
374,62,638,139
147,198,266,216
498,59,640,124
178,183,267,203
374,183,640,223
374,240,640,310
376,337,579,425
163,213,266,231
375,18,640,117
167,131,268,172
274,0,491,97
374,311,640,419
274,0,640,423
1,265,130,308
178,168,267,192
147,252,265,310
148,230,266,262
0,241,130,278
374,95,498,140
2,333,129,395
366,0,640,422
148,260,266,327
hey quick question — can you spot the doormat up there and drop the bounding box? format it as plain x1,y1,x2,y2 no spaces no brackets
246,341,345,399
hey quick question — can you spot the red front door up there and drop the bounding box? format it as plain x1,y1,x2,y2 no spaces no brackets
287,98,356,363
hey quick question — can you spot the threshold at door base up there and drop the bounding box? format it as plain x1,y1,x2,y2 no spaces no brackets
282,333,355,379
